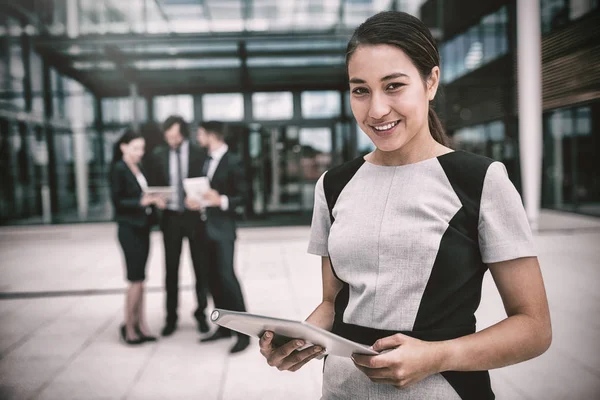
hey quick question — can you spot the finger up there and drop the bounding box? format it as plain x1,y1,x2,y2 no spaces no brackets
353,364,392,380
351,354,386,369
278,345,323,371
372,333,408,352
288,347,326,372
259,331,274,352
267,339,307,367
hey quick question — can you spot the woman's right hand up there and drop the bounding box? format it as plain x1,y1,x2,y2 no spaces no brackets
259,331,325,372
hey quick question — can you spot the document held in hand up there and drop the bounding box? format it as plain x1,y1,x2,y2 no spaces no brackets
183,177,210,203
210,309,379,358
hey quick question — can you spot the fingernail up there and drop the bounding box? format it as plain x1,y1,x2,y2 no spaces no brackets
296,340,304,346
264,332,271,338
314,346,322,353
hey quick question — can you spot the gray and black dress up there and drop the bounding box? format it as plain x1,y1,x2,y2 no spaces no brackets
307,150,535,400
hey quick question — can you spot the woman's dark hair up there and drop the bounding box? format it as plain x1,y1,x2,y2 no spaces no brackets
346,11,450,146
163,115,190,139
111,129,143,165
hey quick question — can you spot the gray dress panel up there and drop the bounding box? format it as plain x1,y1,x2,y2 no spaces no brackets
307,154,536,400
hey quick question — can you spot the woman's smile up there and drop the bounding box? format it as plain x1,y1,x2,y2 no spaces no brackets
370,119,400,137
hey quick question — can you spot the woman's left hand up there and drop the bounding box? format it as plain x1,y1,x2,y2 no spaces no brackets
351,333,445,390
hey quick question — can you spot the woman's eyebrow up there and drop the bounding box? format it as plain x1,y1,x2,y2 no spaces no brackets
381,72,409,81
349,72,409,85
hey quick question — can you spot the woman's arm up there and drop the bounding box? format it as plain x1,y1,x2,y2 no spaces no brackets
438,256,552,371
305,256,344,331
352,256,551,388
110,163,148,210
259,256,341,371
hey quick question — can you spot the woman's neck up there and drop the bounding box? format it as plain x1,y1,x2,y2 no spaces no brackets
369,132,447,166
122,157,139,171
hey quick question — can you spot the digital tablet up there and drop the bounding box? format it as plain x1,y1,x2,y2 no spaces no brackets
143,186,174,196
210,309,379,358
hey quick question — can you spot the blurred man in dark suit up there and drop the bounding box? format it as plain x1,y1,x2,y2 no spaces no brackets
146,115,210,336
186,121,250,354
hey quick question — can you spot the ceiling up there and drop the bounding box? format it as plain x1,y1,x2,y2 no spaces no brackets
29,0,418,97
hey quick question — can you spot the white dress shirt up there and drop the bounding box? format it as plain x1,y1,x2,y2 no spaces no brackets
206,144,229,211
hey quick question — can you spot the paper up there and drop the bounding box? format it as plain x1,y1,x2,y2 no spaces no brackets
183,177,211,203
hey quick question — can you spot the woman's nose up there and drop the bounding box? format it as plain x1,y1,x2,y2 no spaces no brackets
368,93,391,120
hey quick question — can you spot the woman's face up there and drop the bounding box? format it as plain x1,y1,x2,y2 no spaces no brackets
121,138,145,164
348,44,439,153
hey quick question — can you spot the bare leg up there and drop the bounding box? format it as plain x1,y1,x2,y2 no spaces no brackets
137,282,154,336
125,283,140,340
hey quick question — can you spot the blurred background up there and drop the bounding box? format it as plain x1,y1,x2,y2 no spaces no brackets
1,1,600,400
0,0,598,227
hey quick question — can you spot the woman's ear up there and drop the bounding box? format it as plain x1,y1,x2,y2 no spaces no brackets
427,66,440,101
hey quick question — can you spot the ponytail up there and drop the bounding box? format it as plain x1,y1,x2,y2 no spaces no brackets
428,108,450,147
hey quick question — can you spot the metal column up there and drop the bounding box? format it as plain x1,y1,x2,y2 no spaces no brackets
517,0,543,230
130,83,139,131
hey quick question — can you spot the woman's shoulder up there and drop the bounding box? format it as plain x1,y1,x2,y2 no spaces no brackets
439,150,497,172
324,156,366,182
110,160,127,175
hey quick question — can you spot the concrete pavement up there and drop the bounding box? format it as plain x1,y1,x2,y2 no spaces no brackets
1,209,599,399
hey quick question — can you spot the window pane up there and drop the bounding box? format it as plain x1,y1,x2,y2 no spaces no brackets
465,25,483,71
301,91,341,119
202,93,244,121
253,92,293,120
481,12,498,62
575,106,591,136
154,95,194,123
488,121,505,142
497,6,508,55
453,124,487,155
541,0,567,35
356,123,375,155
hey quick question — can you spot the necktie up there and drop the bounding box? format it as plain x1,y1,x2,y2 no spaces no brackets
202,155,212,178
175,147,185,211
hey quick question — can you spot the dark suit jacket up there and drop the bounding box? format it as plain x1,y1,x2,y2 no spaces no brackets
205,151,247,241
109,160,154,228
145,142,207,187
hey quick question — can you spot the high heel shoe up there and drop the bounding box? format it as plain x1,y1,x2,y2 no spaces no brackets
120,325,144,345
135,326,157,342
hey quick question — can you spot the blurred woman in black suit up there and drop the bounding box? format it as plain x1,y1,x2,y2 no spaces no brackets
110,129,165,345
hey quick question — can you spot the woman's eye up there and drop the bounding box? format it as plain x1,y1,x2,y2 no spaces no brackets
387,83,405,90
352,87,368,95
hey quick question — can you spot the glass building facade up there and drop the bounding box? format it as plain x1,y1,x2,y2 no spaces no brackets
3,0,426,225
427,0,600,216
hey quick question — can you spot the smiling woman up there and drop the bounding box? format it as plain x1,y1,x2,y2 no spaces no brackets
345,17,450,165
257,11,552,400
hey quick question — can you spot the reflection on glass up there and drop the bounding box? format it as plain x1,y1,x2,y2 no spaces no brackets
299,127,332,210
301,91,341,119
356,123,375,155
541,0,568,34
453,124,487,156
441,6,508,83
253,92,293,120
202,93,244,122
154,95,193,123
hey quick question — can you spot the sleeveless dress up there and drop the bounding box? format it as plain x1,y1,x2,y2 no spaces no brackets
307,151,536,400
